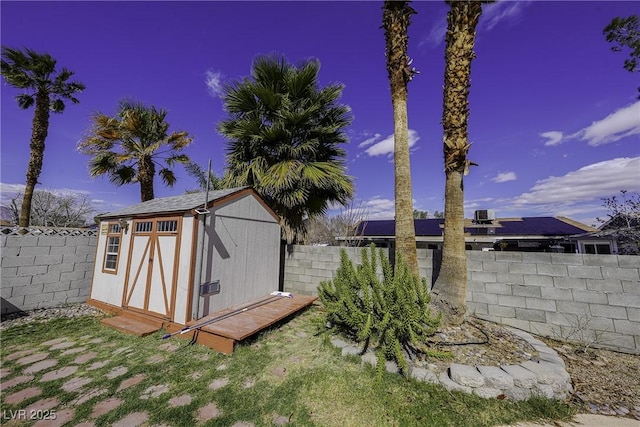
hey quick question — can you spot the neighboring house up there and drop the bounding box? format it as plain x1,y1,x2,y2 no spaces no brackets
344,210,598,253
573,213,640,255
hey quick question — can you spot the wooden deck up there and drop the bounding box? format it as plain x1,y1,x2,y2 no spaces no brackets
163,294,318,353
100,311,163,337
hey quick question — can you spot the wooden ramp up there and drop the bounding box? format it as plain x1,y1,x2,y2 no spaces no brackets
165,294,317,354
101,311,163,337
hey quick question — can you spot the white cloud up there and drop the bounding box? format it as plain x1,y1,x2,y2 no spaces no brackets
541,101,640,147
358,133,382,148
0,183,91,203
205,69,224,98
579,101,640,146
481,1,532,31
492,171,517,183
362,196,395,220
512,157,640,207
540,131,564,147
361,129,420,157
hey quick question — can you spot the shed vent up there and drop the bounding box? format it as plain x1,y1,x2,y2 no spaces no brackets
474,209,496,223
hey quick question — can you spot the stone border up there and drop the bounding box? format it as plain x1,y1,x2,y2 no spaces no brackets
331,327,573,401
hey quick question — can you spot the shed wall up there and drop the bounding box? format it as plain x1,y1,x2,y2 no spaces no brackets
196,194,280,316
90,220,132,306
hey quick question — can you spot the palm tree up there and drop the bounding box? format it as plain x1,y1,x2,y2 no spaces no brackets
382,0,419,277
431,0,492,326
219,55,354,243
1,47,85,228
78,100,192,202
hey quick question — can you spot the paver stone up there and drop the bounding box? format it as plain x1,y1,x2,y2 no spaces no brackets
197,402,221,422
24,359,58,374
33,408,74,427
90,397,123,418
41,366,78,382
112,411,149,427
4,386,42,405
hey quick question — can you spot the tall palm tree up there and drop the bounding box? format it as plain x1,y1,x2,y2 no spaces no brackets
431,0,492,326
1,47,85,228
219,54,354,243
382,0,419,277
78,100,192,202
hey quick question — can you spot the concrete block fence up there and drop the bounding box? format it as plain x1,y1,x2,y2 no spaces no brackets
283,245,640,354
2,233,638,354
1,230,98,315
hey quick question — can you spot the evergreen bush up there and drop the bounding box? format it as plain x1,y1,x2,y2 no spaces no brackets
318,244,440,377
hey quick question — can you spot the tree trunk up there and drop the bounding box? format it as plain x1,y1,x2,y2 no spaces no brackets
431,1,485,326
383,0,419,277
431,170,467,325
19,91,50,228
139,156,155,202
392,91,419,277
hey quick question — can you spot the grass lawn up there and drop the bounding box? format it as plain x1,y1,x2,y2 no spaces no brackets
0,305,574,426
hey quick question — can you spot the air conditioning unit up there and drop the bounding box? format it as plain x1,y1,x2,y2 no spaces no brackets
474,209,496,223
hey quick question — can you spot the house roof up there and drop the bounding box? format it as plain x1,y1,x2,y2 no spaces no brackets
97,187,249,219
356,217,595,238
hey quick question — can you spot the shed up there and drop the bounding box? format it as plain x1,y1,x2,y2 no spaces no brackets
87,187,283,327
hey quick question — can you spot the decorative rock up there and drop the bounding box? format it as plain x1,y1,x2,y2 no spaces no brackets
532,383,554,399
341,346,360,356
410,367,439,384
24,359,58,374
520,360,569,385
449,363,485,388
385,360,399,374
504,386,532,401
91,397,124,418
500,365,538,389
361,352,377,367
477,366,514,389
330,338,349,348
438,372,472,394
474,387,504,399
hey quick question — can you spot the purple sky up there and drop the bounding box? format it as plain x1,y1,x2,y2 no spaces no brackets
1,1,639,226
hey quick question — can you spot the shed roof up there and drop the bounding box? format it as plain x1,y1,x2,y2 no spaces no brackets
98,187,249,219
357,217,595,238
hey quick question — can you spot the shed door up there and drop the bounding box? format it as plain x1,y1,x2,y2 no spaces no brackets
122,217,182,319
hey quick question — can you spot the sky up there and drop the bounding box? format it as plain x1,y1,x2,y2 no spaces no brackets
1,0,639,227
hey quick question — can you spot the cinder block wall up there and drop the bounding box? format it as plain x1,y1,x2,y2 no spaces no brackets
283,245,640,354
1,233,98,315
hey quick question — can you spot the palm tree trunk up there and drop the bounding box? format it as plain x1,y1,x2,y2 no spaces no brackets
139,156,155,202
19,91,50,228
431,170,467,324
383,0,419,277
392,91,419,276
431,0,485,326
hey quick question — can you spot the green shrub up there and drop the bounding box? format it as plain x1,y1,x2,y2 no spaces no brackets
318,244,440,377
